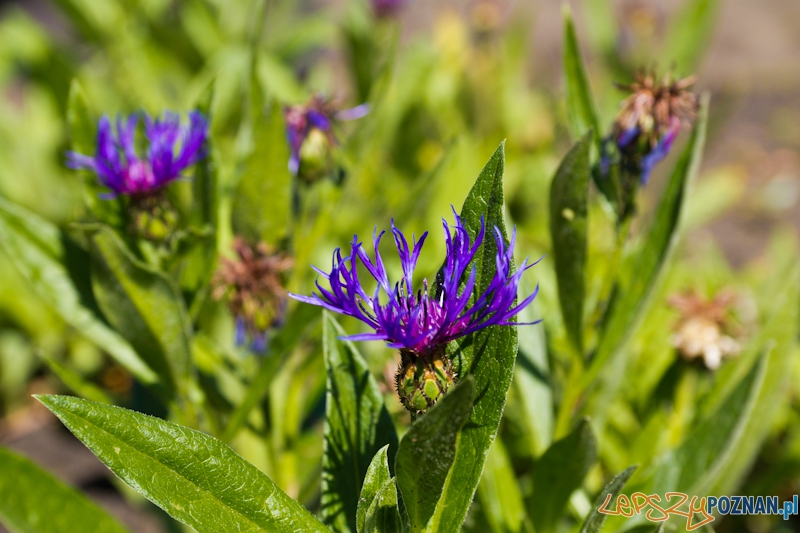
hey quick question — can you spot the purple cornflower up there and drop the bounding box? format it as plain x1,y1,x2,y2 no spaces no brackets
283,95,369,179
67,111,209,198
290,210,541,411
602,71,697,184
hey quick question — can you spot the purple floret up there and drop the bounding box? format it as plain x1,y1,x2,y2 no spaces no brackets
290,209,541,355
66,111,209,198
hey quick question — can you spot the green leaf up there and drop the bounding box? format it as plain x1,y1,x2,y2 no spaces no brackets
422,142,520,532
513,289,553,456
563,7,600,143
322,312,399,533
0,198,157,385
66,79,94,155
549,131,591,353
221,303,321,441
395,377,475,532
0,445,130,533
66,79,120,226
579,465,637,533
36,395,329,533
476,439,525,533
231,102,293,247
358,446,392,533
583,94,709,390
42,357,113,405
531,418,597,533
663,0,719,73
90,227,192,394
363,478,402,533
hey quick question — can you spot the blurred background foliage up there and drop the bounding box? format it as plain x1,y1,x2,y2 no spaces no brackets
0,0,799,532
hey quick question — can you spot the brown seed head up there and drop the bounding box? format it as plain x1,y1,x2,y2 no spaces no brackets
212,237,293,333
614,70,699,149
667,289,739,370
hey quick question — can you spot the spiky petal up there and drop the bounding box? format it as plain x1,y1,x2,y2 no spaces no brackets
290,208,541,356
67,111,208,198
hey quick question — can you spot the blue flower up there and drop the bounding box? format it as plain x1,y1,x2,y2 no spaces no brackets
67,111,208,198
290,209,541,357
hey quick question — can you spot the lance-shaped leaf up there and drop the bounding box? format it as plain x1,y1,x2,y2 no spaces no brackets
395,377,475,532
90,227,192,393
231,102,292,246
358,446,393,533
0,197,157,385
322,313,399,533
429,142,521,532
476,439,526,533
579,465,637,533
583,95,709,390
563,7,600,144
531,418,597,533
549,131,591,353
363,478,402,533
36,395,329,533
663,0,719,73
0,446,131,533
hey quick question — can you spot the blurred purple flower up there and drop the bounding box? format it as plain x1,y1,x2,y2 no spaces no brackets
602,71,697,184
67,111,208,198
283,96,368,177
290,209,541,357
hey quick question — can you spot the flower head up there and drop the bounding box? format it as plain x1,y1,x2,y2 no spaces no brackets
283,95,369,180
212,237,293,354
292,209,539,353
67,111,209,198
668,289,740,370
290,210,540,410
603,70,698,184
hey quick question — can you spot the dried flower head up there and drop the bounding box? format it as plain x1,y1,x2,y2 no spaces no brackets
283,95,369,181
290,209,541,411
212,237,293,354
67,111,208,198
605,70,698,184
668,289,740,370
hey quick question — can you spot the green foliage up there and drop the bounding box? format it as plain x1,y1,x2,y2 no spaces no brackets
37,394,329,533
549,131,592,353
0,446,130,533
0,2,794,533
531,419,597,533
89,226,192,397
322,313,398,533
395,377,475,532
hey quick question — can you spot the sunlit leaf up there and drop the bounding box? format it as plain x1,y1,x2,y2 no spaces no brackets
37,395,329,533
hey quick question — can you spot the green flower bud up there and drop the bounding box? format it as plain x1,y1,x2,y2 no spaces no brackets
395,348,457,413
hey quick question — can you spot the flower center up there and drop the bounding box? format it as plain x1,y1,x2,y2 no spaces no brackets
123,160,157,193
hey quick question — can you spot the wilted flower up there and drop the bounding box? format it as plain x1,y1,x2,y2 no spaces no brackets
212,237,293,354
668,290,740,370
283,95,369,182
67,111,208,198
372,0,408,18
602,70,698,184
290,209,541,412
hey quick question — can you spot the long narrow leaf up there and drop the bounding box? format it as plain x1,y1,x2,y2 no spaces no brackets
37,395,329,533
